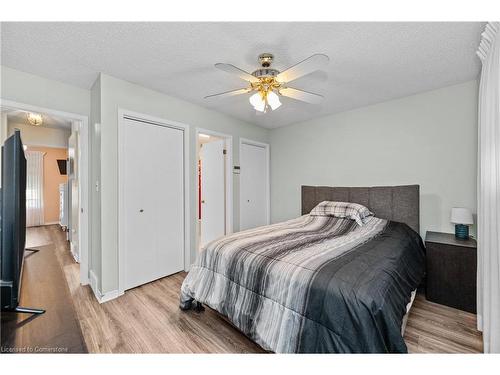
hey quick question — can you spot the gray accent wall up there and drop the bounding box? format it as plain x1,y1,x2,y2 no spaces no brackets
270,80,478,237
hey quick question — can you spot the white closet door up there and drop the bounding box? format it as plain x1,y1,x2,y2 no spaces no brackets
200,139,225,247
122,117,184,290
240,141,269,231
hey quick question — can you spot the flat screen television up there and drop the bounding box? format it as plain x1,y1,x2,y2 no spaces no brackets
0,130,44,314
57,159,67,175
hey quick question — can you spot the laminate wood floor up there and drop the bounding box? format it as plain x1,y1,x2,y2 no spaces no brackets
4,225,484,354
0,228,87,353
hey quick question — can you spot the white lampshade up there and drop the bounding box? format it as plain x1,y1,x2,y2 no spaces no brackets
450,207,473,225
249,93,265,112
267,91,282,110
26,112,43,126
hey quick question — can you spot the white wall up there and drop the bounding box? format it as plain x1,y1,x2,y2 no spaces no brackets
0,112,7,143
0,64,91,192
1,66,90,116
7,122,71,148
0,111,8,182
1,65,91,185
270,80,478,237
97,73,269,293
90,76,102,292
1,66,95,283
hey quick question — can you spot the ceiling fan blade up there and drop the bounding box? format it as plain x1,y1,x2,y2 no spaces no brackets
204,88,251,99
214,63,260,83
276,54,329,83
279,87,324,104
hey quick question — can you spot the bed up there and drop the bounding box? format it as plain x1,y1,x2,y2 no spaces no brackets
180,185,426,353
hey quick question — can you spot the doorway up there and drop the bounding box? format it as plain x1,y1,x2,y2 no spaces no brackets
196,129,233,250
0,100,89,285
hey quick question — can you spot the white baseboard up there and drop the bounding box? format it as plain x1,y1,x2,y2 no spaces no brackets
89,270,123,304
70,242,80,263
100,290,123,303
89,270,100,299
43,221,59,226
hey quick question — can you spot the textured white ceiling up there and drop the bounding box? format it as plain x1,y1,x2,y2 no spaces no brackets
1,22,484,128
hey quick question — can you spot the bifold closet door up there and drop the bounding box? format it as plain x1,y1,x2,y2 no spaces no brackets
122,117,184,291
240,141,268,231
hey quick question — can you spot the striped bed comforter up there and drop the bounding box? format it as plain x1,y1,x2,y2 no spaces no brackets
179,215,425,353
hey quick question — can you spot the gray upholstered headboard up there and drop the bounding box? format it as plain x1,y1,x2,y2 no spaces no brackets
301,185,420,233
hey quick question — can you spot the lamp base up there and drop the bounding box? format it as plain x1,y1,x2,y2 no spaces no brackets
455,224,469,240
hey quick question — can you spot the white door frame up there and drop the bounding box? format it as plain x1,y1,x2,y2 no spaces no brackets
239,137,271,228
195,128,233,250
0,99,90,285
117,109,190,295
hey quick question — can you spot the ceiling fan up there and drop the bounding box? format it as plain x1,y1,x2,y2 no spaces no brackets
205,53,329,113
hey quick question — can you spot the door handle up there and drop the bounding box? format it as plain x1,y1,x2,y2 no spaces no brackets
201,200,206,204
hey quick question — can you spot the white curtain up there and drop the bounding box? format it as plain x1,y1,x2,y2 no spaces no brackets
477,21,500,353
25,150,45,227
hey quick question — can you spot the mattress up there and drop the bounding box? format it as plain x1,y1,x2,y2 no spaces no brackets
180,215,426,353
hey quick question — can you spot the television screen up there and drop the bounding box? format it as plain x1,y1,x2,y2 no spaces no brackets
57,159,67,175
1,130,27,310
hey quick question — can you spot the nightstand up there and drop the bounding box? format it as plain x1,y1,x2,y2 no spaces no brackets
425,231,477,313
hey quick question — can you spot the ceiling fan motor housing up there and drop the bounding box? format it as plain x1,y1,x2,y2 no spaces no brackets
252,53,280,78
252,67,280,78
258,53,274,67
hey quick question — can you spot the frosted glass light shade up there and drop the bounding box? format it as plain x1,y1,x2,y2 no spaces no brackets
450,207,473,225
267,91,282,110
249,93,265,112
26,112,43,126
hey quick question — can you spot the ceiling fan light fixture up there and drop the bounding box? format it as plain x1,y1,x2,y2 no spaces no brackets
250,90,281,112
26,112,43,126
208,53,328,114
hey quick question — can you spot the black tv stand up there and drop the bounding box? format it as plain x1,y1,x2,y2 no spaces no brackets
1,248,45,315
5,306,45,315
23,248,41,260
18,249,44,313
25,248,41,253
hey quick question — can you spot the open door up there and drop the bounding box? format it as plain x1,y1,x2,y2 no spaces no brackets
68,128,79,261
200,138,225,247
